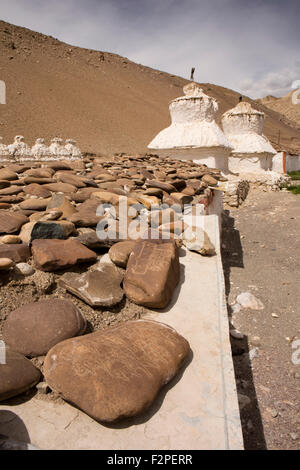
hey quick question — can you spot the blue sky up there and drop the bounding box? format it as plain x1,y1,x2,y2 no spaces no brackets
0,0,299,97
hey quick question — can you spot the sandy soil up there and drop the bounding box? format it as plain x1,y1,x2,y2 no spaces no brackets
222,188,300,450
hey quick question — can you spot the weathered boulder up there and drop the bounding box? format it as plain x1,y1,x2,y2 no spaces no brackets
74,228,114,249
46,194,76,219
30,221,75,242
0,212,28,234
55,172,86,188
2,299,86,357
19,199,49,211
0,235,21,244
44,320,190,422
0,168,18,181
23,183,52,198
0,244,30,262
181,226,215,256
0,349,41,401
44,182,77,193
59,263,124,307
68,199,104,227
124,239,180,308
108,240,136,268
0,186,24,196
31,238,97,271
0,257,14,271
145,180,176,193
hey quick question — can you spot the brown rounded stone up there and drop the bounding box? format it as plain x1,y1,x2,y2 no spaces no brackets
44,320,190,422
59,264,124,307
0,186,24,196
0,211,29,234
31,238,97,271
124,238,180,308
19,199,49,211
55,172,86,188
23,183,52,198
0,180,11,190
44,182,77,193
109,240,136,268
0,243,30,262
0,257,14,271
0,235,21,244
3,299,86,357
46,194,76,219
0,349,41,401
0,168,18,181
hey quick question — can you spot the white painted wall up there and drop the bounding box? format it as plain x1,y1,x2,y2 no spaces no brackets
272,152,300,173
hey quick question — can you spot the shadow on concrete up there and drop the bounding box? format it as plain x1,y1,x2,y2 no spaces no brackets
221,210,267,450
102,348,194,430
0,410,36,449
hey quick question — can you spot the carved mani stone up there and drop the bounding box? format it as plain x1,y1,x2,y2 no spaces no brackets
44,319,190,422
123,238,180,308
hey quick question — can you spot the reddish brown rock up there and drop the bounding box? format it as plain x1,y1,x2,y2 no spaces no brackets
24,168,55,178
124,239,180,308
202,174,218,186
59,264,124,307
0,244,30,262
44,182,77,193
108,240,136,268
0,349,41,401
31,238,97,271
44,320,190,422
19,199,49,211
70,187,100,202
46,194,76,219
55,172,86,188
0,186,24,196
68,199,104,227
23,183,52,198
0,168,17,181
22,176,55,185
145,180,176,193
0,180,11,190
0,212,29,234
2,299,86,357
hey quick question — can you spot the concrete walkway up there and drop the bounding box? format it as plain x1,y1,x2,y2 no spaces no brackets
0,215,243,450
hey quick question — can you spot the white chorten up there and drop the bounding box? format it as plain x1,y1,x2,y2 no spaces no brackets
222,102,276,173
148,82,233,171
49,137,69,160
65,139,82,160
0,137,10,162
31,138,51,160
8,135,32,161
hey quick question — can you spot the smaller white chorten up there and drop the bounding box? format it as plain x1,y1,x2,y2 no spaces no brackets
222,102,276,173
49,137,69,160
8,135,32,161
0,137,10,162
65,139,82,160
148,82,233,172
31,138,51,160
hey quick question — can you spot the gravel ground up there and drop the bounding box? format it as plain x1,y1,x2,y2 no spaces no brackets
222,188,300,450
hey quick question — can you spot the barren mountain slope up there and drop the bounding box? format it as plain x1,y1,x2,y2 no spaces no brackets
1,19,300,155
257,91,300,137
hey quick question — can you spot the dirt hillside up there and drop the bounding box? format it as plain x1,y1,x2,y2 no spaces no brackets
257,91,300,139
1,19,300,156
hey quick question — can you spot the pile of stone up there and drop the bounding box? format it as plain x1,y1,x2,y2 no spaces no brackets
0,153,219,306
0,153,225,422
0,136,82,162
